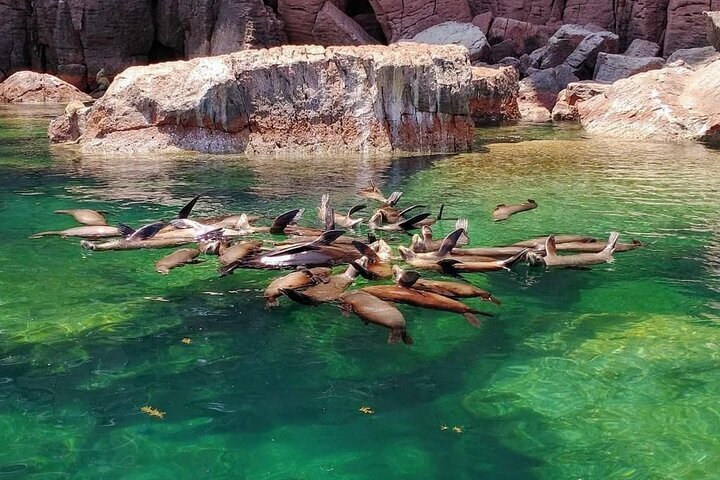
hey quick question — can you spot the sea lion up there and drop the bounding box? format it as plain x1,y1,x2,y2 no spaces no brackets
492,199,538,221
218,240,263,267
64,101,86,117
511,234,596,248
339,291,413,345
528,232,620,268
361,284,491,327
541,239,641,253
31,225,121,239
155,248,201,274
91,68,111,98
359,180,389,203
349,239,393,279
280,262,362,305
81,237,197,251
368,210,430,231
450,245,526,259
436,249,529,274
410,219,469,253
264,267,333,308
54,209,107,226
117,221,168,241
318,194,365,229
392,266,501,305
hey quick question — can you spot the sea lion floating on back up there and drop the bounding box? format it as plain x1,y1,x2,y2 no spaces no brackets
492,199,538,221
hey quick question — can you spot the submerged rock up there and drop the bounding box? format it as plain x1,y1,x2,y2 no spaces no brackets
0,71,91,104
579,60,720,144
49,44,476,154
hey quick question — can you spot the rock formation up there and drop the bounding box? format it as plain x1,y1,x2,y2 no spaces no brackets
410,22,490,62
0,71,92,103
469,65,520,123
518,64,578,122
593,53,665,83
49,44,477,154
707,11,720,51
551,81,609,121
368,0,474,42
578,59,720,144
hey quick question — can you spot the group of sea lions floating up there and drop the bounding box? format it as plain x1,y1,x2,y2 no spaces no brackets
33,181,642,345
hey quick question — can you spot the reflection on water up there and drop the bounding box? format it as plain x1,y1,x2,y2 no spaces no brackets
1,109,720,479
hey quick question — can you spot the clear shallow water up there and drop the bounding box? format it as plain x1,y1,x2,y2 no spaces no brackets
1,105,720,479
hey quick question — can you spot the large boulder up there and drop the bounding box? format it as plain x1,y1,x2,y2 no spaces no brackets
666,46,720,69
563,30,619,78
624,39,661,57
486,17,555,57
593,53,665,82
312,2,380,46
0,71,92,103
578,60,720,144
540,24,598,69
49,44,476,154
279,0,337,44
469,65,520,124
410,22,489,62
518,64,578,122
706,11,720,52
664,1,716,56
551,80,610,121
368,0,473,42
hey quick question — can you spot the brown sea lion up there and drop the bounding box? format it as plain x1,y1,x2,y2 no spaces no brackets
368,210,430,232
264,267,333,308
155,248,201,274
349,239,393,279
361,284,491,327
358,180,389,203
54,209,107,226
492,199,538,221
410,219,469,253
392,266,501,305
218,240,263,267
544,239,641,253
280,262,362,305
64,100,86,117
318,194,365,229
80,237,197,251
436,249,529,274
31,225,121,239
528,232,620,268
511,235,596,248
339,291,413,345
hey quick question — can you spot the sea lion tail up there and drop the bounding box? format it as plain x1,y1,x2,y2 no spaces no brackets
605,232,620,254
177,195,200,219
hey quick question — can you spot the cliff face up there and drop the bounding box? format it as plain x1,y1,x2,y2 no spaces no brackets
1,0,717,89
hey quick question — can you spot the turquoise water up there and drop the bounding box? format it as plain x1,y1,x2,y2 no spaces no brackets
1,105,719,479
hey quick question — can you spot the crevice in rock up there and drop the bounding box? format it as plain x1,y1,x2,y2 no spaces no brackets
346,0,387,44
148,39,183,63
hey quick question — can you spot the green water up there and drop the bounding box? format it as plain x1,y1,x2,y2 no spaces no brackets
1,105,719,479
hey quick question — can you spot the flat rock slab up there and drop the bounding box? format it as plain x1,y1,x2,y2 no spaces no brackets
0,71,91,103
50,44,477,155
579,60,720,144
593,53,664,83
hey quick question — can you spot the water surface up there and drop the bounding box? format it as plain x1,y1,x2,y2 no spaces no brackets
1,106,719,479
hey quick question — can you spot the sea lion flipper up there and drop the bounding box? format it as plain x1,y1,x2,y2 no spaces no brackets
324,207,335,232
437,258,462,277
606,232,620,253
177,195,200,219
269,208,303,234
385,191,403,206
397,204,426,218
502,248,529,269
401,330,414,345
436,204,445,221
280,288,319,306
545,235,557,257
117,223,136,237
436,228,465,257
397,270,421,288
128,221,167,241
351,240,380,262
348,204,366,216
397,212,431,230
350,260,375,280
264,243,319,257
313,229,345,246
463,313,482,328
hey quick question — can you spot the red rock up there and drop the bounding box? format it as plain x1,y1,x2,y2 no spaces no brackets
313,2,380,46
411,21,490,61
579,60,720,143
487,17,554,56
0,1,31,82
51,44,476,154
540,24,598,69
0,71,92,103
48,106,90,143
664,0,716,56
352,14,387,43
208,0,287,55
368,0,473,42
593,53,664,83
469,65,520,124
279,0,340,44
468,0,562,25
518,64,578,122
471,12,494,35
707,11,720,51
666,46,720,68
551,80,609,121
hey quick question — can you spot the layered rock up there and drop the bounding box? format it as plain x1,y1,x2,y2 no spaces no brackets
279,0,338,44
0,71,92,103
579,60,720,144
312,3,380,46
368,0,473,42
563,30,620,78
666,46,720,68
0,1,31,83
664,0,717,55
469,65,520,123
410,21,490,61
707,11,720,51
593,52,664,83
49,44,476,154
551,81,609,121
518,64,578,122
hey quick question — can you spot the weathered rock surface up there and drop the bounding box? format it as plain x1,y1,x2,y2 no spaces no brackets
48,107,91,143
312,2,380,46
471,12,494,34
0,71,92,103
539,24,601,69
410,21,490,61
563,31,620,78
368,0,473,42
624,38,661,57
469,65,520,124
664,0,718,56
486,17,554,57
579,60,720,144
666,46,720,68
707,10,720,51
207,0,288,56
49,44,476,154
551,80,609,121
518,64,578,122
279,0,337,44
593,52,664,83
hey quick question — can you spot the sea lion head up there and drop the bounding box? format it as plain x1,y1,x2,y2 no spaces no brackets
526,251,546,266
372,239,392,261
